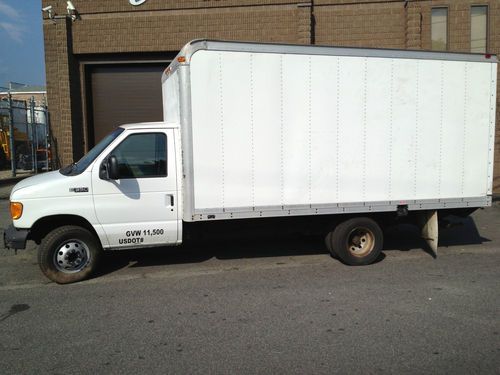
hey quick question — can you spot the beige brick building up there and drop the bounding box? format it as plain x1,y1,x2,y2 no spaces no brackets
41,0,499,190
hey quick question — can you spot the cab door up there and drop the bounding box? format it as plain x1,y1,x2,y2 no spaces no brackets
91,128,178,248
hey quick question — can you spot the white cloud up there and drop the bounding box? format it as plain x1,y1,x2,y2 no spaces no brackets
0,1,20,20
0,1,24,43
0,21,23,42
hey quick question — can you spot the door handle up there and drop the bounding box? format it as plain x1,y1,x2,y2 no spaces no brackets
166,194,174,206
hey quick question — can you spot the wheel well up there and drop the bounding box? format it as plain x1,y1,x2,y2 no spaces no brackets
29,215,99,245
323,212,396,231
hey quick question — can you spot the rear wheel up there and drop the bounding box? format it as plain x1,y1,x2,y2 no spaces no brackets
38,225,102,284
324,230,338,259
327,217,383,266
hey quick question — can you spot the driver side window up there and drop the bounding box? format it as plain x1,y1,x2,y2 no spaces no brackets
112,133,167,179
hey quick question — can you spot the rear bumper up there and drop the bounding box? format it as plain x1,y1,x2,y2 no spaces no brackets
3,224,29,250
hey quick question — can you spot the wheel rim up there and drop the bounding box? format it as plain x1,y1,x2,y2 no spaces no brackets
346,227,375,257
53,239,91,273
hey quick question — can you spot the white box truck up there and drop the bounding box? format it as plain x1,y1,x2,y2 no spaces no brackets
4,40,497,283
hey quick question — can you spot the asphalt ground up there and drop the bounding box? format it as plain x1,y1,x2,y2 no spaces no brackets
0,183,499,374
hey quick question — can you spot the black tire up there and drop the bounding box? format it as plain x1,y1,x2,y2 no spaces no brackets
38,225,102,284
324,230,333,252
328,217,383,266
324,230,339,259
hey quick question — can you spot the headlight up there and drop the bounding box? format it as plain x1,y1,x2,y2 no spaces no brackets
10,202,23,220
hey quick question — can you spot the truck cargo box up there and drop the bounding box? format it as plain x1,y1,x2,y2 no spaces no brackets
162,40,497,221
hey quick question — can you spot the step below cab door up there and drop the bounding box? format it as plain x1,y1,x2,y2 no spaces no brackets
91,128,178,248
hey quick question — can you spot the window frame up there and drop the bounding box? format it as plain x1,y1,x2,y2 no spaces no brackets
431,7,449,51
108,131,168,180
470,4,489,54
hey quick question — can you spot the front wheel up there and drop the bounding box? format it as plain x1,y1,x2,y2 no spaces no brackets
38,225,102,284
327,217,383,266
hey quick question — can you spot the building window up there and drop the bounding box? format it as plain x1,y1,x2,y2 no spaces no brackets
471,6,488,53
431,8,448,50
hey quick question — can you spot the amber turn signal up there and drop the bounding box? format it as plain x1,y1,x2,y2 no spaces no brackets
10,202,23,220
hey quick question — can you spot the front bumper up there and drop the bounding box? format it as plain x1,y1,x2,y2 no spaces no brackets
3,224,29,250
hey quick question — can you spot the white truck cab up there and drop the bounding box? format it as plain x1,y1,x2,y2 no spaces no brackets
6,122,182,283
4,40,497,283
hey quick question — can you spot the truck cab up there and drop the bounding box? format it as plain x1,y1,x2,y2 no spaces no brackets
5,122,182,283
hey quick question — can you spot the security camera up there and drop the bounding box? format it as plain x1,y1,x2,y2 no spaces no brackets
42,5,54,20
66,1,76,11
66,1,78,21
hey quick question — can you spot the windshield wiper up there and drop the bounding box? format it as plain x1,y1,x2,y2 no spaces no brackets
59,162,78,176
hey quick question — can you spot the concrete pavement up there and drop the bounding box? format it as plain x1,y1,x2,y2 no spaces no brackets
0,183,499,374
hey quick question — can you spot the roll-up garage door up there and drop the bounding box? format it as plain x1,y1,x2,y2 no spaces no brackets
88,63,167,146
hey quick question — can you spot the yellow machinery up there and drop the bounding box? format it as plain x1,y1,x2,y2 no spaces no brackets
0,113,28,162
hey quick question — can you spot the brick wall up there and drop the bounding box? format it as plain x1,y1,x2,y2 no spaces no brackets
42,0,500,192
43,17,72,167
70,5,300,54
315,1,406,48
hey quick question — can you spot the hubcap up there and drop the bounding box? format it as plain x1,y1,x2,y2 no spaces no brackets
347,227,374,257
53,240,90,273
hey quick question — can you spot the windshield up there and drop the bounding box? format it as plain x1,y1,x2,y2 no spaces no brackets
60,127,124,176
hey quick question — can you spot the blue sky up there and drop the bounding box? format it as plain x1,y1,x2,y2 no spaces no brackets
0,0,45,88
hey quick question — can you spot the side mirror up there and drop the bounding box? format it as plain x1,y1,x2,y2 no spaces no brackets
107,155,119,180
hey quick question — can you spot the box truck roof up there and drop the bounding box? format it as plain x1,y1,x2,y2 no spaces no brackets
163,39,498,79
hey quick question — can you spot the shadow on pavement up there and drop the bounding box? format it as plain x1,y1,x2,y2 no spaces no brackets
96,235,328,278
439,215,491,247
96,215,490,278
383,215,490,253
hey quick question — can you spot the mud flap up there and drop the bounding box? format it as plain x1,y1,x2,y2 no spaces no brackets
418,210,438,257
